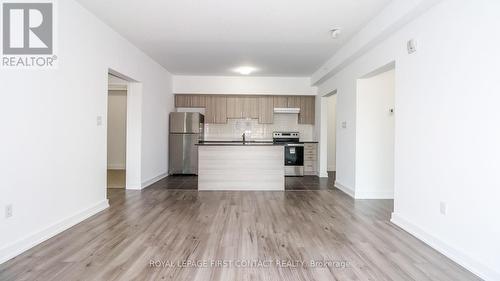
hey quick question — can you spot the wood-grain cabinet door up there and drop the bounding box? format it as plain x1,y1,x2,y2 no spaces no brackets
299,96,315,124
287,96,301,108
258,96,274,124
227,96,258,119
214,96,227,124
175,94,189,107
189,95,206,107
204,96,215,123
243,97,259,119
273,96,288,108
226,97,244,118
205,96,227,124
175,94,205,107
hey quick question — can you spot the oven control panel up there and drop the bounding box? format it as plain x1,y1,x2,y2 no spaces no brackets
273,132,300,139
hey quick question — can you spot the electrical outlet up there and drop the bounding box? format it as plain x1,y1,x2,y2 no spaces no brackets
440,202,447,215
341,121,347,128
5,204,13,218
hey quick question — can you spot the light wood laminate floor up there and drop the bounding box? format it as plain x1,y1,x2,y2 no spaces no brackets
0,176,478,281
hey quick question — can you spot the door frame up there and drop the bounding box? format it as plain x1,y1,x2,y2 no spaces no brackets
107,68,143,190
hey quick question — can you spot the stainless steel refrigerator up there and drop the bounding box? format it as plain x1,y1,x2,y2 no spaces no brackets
168,112,204,175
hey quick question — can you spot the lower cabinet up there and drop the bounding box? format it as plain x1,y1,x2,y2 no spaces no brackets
304,143,318,175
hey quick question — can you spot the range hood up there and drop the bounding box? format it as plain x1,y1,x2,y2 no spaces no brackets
274,107,300,114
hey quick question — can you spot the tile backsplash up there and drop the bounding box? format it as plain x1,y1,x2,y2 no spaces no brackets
204,114,314,141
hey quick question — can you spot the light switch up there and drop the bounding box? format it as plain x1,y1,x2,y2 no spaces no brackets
440,202,447,215
96,116,103,126
5,204,13,218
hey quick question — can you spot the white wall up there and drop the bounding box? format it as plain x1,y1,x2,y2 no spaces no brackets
311,0,443,85
107,90,127,170
173,75,316,95
108,75,128,88
315,0,500,279
355,69,394,199
0,0,173,264
327,95,336,171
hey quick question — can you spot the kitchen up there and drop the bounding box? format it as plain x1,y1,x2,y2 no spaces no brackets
4,0,493,279
169,94,319,190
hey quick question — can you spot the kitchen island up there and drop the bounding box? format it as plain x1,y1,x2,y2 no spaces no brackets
196,142,285,190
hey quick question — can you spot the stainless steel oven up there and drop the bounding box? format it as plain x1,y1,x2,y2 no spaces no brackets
273,132,304,176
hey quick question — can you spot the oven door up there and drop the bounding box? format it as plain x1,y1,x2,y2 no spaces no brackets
284,144,304,176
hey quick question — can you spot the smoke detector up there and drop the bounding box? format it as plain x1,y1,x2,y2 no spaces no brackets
330,28,341,39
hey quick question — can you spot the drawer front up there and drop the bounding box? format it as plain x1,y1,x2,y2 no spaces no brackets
304,154,317,161
304,149,316,155
304,143,317,150
304,166,316,173
304,161,317,172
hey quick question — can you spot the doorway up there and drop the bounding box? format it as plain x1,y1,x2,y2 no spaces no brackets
355,63,395,199
107,75,128,189
322,90,337,183
106,69,142,191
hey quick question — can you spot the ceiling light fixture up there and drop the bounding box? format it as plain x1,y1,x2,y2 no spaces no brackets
234,66,258,75
330,28,341,39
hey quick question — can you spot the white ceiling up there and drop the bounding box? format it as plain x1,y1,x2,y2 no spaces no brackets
77,0,392,77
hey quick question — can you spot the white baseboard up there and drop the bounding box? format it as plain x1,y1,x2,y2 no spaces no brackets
334,181,355,198
141,172,168,189
107,164,125,170
318,171,329,178
126,184,142,190
391,213,499,281
355,190,394,199
0,199,109,265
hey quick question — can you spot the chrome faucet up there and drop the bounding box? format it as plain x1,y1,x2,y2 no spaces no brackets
242,133,246,143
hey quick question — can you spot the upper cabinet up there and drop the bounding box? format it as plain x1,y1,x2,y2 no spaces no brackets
226,97,244,119
205,96,227,124
299,96,315,125
224,96,258,119
244,97,259,119
174,94,315,125
175,94,205,108
273,96,288,108
279,95,315,124
287,96,301,108
258,96,274,124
